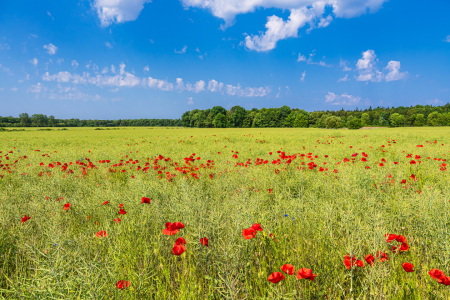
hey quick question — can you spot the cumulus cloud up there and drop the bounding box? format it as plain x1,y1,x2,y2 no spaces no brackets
297,53,306,62
94,0,151,27
143,65,150,72
297,50,331,67
445,35,450,43
340,59,351,71
28,83,45,93
41,64,269,97
325,92,361,106
30,58,39,66
43,43,57,55
184,0,386,51
71,60,79,68
356,49,382,82
355,50,407,82
187,97,194,105
385,61,407,82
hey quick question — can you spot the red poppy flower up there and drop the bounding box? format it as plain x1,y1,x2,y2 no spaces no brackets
365,254,375,266
385,233,398,243
402,262,414,272
115,280,130,289
96,230,108,238
410,174,417,181
355,260,365,267
252,223,263,231
376,251,389,262
268,272,285,283
119,204,124,208
242,228,256,239
141,197,151,204
63,203,71,210
280,264,295,275
162,222,184,235
118,209,126,215
200,237,209,247
399,242,409,252
102,201,109,205
114,218,121,223
175,237,186,245
296,268,317,281
429,269,450,285
172,244,186,255
344,254,356,269
21,215,31,223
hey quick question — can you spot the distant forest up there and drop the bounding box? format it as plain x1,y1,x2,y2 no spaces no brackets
1,103,449,128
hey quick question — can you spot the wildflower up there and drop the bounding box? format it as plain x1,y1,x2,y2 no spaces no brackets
114,218,121,223
175,237,186,245
141,197,151,204
280,264,295,275
96,230,108,238
252,223,263,231
115,280,130,289
200,237,209,247
296,268,317,281
118,209,126,215
172,244,186,255
102,201,109,205
364,254,375,266
268,272,285,283
242,228,256,239
402,262,414,272
429,269,450,285
63,203,71,210
21,215,31,223
163,222,184,235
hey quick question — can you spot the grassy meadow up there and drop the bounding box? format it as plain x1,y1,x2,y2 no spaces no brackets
0,127,449,299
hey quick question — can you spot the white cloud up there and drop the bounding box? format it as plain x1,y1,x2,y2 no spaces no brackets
184,0,386,51
300,71,306,82
337,74,349,82
340,59,351,71
30,58,39,66
245,7,318,52
187,97,194,105
71,60,79,68
28,83,45,93
325,92,361,106
175,45,187,54
42,65,270,97
11,87,18,92
298,50,331,67
182,0,386,25
47,11,54,20
94,0,152,27
105,42,113,49
297,53,306,62
43,43,57,55
0,64,11,74
57,58,64,65
194,80,205,93
356,49,382,82
143,65,150,72
385,61,407,82
444,35,450,43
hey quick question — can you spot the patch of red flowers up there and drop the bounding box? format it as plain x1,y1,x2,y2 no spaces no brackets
141,197,151,204
162,222,185,235
429,269,450,285
96,230,108,238
115,280,130,289
63,203,71,210
21,215,31,223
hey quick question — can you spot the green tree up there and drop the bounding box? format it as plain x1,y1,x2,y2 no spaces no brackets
427,111,441,126
361,113,370,126
181,111,191,127
213,113,227,128
414,114,425,126
228,106,247,128
325,116,342,128
389,113,405,127
293,113,309,128
19,113,30,127
347,116,362,129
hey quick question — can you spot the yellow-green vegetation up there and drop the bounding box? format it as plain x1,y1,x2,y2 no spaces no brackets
0,127,449,299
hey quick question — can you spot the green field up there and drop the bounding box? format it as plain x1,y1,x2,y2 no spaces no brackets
0,127,449,299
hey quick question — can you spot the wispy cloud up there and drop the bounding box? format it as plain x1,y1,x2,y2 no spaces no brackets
325,92,362,106
175,45,187,54
43,43,58,55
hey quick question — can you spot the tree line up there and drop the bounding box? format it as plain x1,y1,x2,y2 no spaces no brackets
181,103,450,129
0,113,182,128
1,103,449,128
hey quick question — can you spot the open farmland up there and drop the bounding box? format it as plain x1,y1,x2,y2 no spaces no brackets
0,127,449,299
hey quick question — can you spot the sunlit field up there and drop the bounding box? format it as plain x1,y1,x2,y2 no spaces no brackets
0,127,449,299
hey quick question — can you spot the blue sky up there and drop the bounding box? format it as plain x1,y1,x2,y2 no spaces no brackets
0,0,449,119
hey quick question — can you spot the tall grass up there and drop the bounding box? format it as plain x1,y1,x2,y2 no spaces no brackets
0,127,449,299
